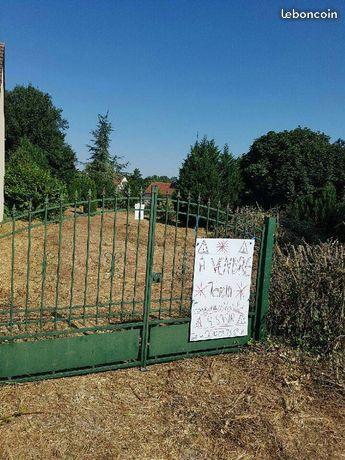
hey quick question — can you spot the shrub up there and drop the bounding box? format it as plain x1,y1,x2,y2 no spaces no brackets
68,171,97,213
7,137,49,169
85,168,117,202
330,201,345,242
268,242,344,366
289,184,337,225
157,196,175,223
5,158,66,216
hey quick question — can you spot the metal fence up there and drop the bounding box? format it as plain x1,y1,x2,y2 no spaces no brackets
0,187,276,382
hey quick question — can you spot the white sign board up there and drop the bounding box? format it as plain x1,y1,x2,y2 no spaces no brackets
190,238,255,341
134,203,145,220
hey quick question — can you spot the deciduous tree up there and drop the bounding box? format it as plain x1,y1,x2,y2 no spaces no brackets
241,127,343,207
5,84,77,183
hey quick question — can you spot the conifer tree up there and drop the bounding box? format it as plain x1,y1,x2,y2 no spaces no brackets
219,144,242,207
128,168,144,197
178,136,221,205
177,137,242,207
86,112,127,197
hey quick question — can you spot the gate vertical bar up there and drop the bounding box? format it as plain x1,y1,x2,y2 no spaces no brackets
254,216,276,341
140,186,158,369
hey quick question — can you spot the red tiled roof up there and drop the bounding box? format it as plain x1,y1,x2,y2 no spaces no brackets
0,43,4,90
145,181,175,196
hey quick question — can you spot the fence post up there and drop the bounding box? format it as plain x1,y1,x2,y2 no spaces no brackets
254,216,276,341
140,186,158,369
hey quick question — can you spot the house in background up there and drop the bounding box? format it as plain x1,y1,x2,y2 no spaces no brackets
113,174,128,191
0,43,4,222
144,181,175,199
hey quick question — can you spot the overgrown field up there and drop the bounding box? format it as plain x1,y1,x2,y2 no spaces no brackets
269,241,345,383
0,210,206,337
0,208,263,339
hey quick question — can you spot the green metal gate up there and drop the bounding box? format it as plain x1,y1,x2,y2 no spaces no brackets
0,187,275,382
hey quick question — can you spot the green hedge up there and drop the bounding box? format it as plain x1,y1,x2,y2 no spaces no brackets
5,159,66,216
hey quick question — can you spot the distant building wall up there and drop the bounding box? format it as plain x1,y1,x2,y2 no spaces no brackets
0,65,4,222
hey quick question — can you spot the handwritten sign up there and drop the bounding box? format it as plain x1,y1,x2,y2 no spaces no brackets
190,238,255,341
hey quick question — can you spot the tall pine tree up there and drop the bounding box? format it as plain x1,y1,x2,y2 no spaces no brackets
86,112,126,197
87,113,113,173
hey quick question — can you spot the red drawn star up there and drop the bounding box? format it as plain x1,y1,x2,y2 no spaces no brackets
217,239,229,253
194,283,207,298
235,282,247,300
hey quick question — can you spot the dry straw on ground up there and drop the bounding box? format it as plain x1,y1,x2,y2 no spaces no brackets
0,344,344,459
0,210,206,336
0,208,261,337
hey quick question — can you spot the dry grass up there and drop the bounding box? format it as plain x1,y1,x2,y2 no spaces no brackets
0,210,343,458
0,344,344,459
0,211,207,337
0,209,261,338
269,242,345,383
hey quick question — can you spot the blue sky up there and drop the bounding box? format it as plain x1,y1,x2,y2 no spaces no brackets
1,0,344,176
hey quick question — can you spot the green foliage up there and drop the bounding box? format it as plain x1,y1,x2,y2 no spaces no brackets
241,127,343,208
8,138,49,169
69,171,97,213
284,183,344,242
157,196,175,223
85,167,117,198
289,183,337,225
269,242,345,359
219,144,243,207
177,137,242,207
5,149,66,214
332,201,345,241
5,84,67,153
144,175,174,186
87,113,113,171
332,138,345,199
5,84,77,182
69,171,96,200
86,112,127,198
127,168,144,197
47,143,77,185
178,137,221,204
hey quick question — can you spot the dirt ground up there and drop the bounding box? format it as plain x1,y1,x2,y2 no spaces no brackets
0,344,344,460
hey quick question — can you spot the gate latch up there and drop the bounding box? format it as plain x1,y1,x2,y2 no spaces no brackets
152,272,163,283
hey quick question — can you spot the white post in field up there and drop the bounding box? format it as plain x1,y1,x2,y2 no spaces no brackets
0,43,4,223
134,202,145,220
